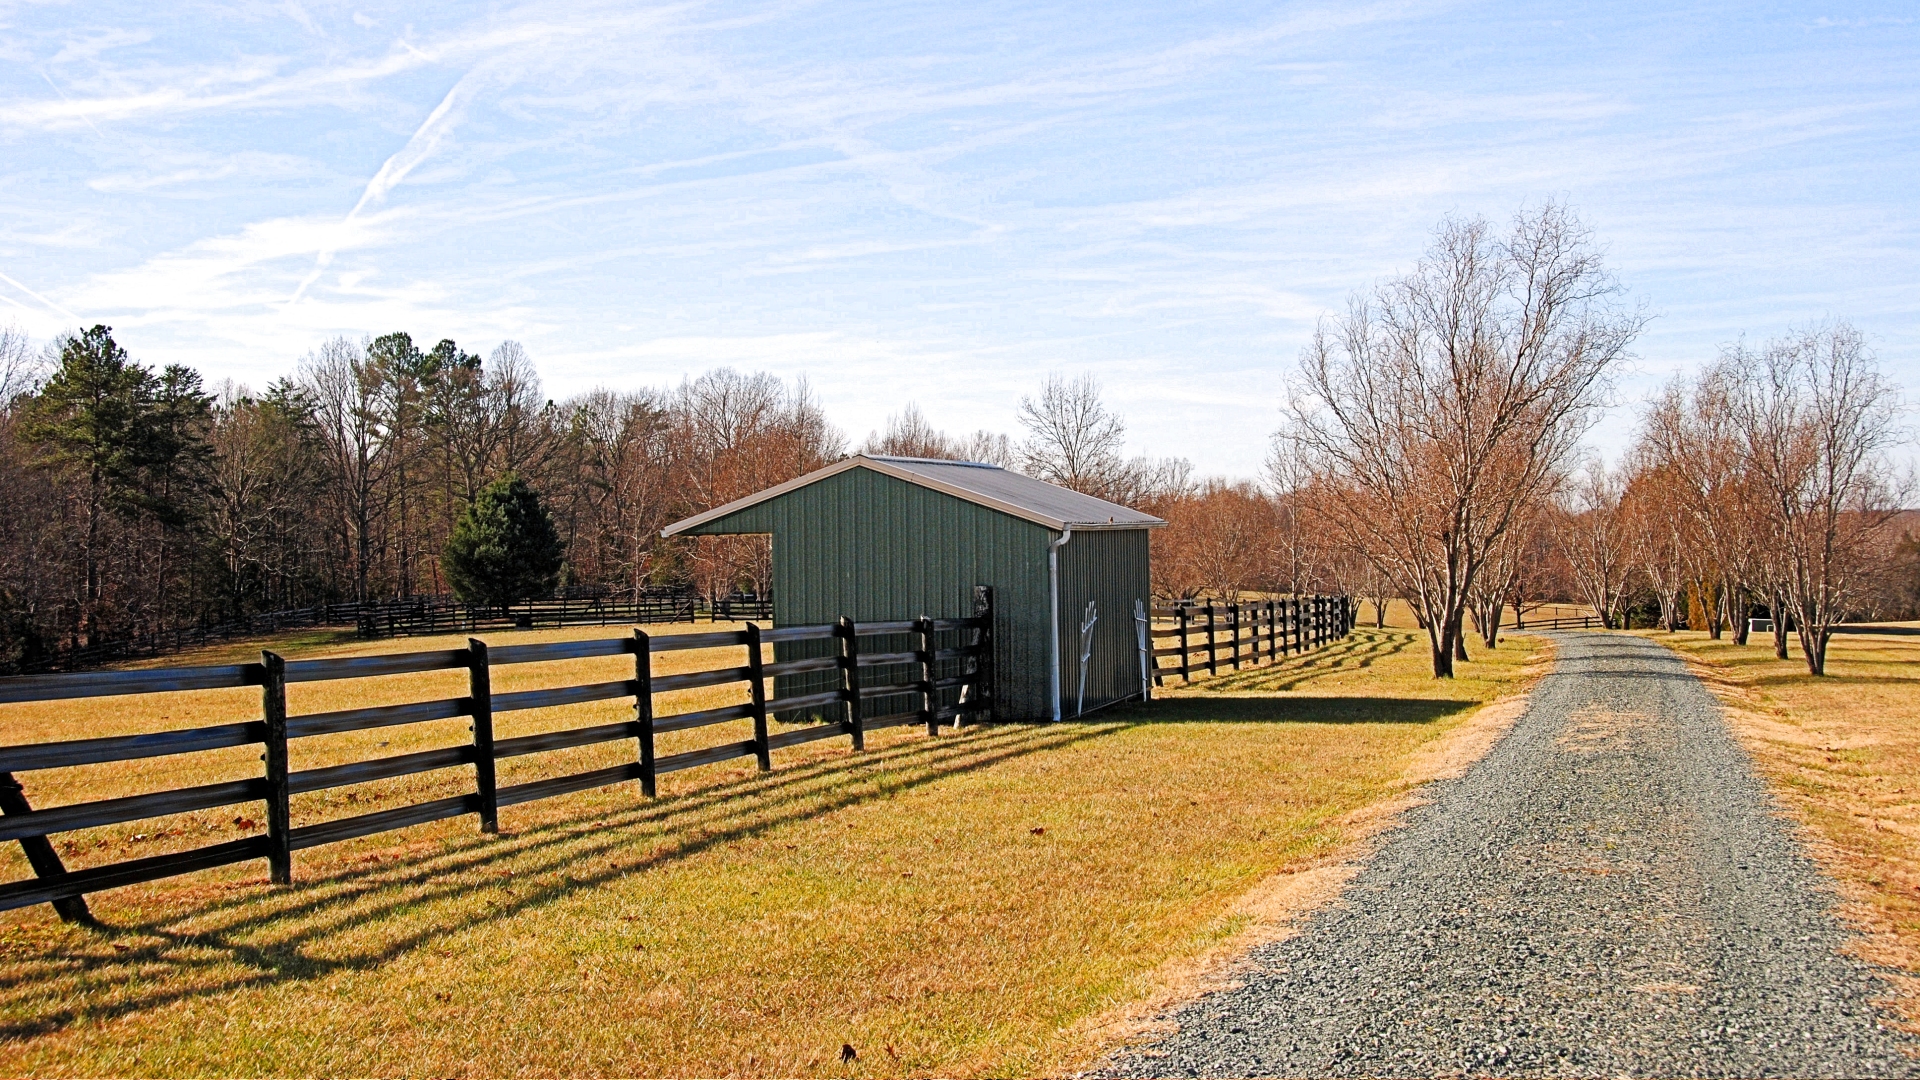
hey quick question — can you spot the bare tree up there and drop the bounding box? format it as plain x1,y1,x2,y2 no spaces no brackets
1017,373,1130,497
1557,461,1633,628
555,388,678,597
300,337,392,604
1643,367,1764,641
1621,456,1692,631
0,323,45,402
1728,322,1905,674
862,403,960,459
672,369,845,600
958,430,1016,468
1467,503,1550,647
1282,204,1642,676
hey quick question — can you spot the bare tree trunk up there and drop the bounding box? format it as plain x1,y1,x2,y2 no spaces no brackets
1771,590,1791,658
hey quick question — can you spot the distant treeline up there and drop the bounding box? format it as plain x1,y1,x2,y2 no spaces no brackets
0,326,846,671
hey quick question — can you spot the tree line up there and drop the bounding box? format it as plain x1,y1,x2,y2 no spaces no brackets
0,327,847,670
1277,203,1914,678
0,325,1324,673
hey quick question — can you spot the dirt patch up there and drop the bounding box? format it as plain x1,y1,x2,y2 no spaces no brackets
1555,703,1651,755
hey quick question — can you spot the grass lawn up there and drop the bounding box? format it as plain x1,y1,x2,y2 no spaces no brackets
1,624,1543,1077
1647,626,1920,1024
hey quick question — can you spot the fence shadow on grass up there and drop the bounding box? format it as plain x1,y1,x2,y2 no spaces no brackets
1119,696,1476,726
0,721,1120,1043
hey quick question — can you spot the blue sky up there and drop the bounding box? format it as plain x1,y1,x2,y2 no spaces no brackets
1,1,1914,477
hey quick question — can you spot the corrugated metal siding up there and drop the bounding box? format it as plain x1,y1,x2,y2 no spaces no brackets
684,467,1074,721
1054,528,1153,715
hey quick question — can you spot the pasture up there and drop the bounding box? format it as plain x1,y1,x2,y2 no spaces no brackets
0,624,1542,1076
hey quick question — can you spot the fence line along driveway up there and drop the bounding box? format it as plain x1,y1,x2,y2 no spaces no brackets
1104,631,1918,1078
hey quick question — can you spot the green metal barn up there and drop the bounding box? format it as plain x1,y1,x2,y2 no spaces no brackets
661,455,1165,721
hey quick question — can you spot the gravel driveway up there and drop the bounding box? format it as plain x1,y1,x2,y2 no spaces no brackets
1104,632,1917,1078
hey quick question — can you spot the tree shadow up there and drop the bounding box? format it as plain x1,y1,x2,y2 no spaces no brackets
0,721,1122,1042
1112,696,1475,726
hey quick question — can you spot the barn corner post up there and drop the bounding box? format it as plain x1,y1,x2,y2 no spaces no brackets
260,650,292,886
970,585,996,723
0,772,90,922
633,629,656,797
466,638,499,834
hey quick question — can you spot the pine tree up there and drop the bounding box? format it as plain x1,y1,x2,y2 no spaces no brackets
442,473,564,609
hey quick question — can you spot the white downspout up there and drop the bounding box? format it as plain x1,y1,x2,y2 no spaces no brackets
1048,527,1073,722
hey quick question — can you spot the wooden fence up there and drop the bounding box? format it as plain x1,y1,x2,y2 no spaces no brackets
1147,596,1353,685
0,606,991,921
353,592,709,638
18,591,776,674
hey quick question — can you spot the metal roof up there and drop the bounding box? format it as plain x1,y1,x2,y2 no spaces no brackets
661,455,1167,537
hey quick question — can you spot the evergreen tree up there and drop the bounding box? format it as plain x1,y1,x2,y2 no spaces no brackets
442,473,563,609
17,326,180,638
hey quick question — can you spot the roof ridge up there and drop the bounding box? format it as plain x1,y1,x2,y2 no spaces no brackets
863,454,1002,470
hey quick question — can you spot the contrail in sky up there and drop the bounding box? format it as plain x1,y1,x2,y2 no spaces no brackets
0,269,81,322
286,69,480,308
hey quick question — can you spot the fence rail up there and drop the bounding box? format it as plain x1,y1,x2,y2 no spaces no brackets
1147,596,1353,686
0,601,992,919
18,592,779,674
1504,614,1606,631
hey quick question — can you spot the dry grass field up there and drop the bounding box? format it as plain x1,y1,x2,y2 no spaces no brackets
1,623,1543,1077
1648,627,1920,1024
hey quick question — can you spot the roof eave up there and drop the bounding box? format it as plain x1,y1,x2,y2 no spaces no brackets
659,455,1168,537
659,458,866,537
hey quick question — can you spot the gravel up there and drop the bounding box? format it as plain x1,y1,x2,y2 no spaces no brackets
1102,632,1918,1078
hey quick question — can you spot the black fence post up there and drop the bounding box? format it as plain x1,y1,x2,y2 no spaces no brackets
1177,606,1191,683
260,650,291,886
838,616,864,750
467,638,498,833
1230,602,1242,670
915,616,938,736
745,623,771,770
634,629,656,797
1206,604,1218,676
0,772,90,922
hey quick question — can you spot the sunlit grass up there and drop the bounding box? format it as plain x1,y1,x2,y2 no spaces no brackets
0,626,1542,1077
